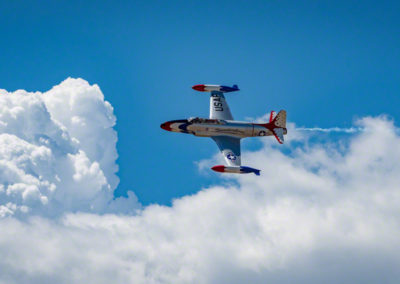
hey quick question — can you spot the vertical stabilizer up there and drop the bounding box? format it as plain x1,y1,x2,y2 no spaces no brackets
272,110,286,128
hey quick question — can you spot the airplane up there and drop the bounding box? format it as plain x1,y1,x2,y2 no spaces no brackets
160,84,287,175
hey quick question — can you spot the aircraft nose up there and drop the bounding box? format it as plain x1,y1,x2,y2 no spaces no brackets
192,84,205,92
160,122,171,131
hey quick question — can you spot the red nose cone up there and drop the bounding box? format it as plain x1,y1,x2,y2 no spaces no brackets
192,84,206,92
211,165,225,173
160,122,172,131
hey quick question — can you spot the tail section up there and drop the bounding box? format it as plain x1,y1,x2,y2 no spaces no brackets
272,127,284,144
272,110,286,144
272,110,286,128
269,111,276,123
263,110,287,144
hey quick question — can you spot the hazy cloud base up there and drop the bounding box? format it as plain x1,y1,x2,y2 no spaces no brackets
0,79,399,283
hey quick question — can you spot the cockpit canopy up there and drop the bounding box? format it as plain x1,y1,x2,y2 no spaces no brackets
188,117,226,124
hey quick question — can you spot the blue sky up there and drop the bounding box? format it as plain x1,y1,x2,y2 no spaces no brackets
1,0,399,205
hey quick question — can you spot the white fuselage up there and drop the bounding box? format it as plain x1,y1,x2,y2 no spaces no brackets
189,120,272,138
161,118,286,138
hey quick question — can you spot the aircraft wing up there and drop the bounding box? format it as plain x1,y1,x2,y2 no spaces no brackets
211,136,241,166
209,91,234,120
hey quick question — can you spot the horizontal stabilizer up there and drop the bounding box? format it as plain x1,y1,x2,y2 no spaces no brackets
272,128,284,144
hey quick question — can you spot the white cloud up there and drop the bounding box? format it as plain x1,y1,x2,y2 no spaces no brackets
0,78,138,217
0,79,399,283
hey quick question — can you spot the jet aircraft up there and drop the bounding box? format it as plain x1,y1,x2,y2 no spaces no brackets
160,84,287,175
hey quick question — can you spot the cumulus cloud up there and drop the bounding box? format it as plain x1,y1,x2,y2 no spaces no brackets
0,80,399,283
0,78,138,217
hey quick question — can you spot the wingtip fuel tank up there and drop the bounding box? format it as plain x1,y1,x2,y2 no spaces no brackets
211,165,260,175
192,84,239,93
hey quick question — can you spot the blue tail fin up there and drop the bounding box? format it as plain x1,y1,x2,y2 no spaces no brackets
240,166,261,176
